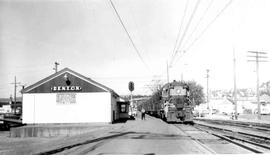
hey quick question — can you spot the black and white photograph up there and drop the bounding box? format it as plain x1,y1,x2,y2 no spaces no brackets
1,0,270,154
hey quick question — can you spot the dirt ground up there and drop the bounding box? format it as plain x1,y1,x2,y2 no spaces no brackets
238,114,270,121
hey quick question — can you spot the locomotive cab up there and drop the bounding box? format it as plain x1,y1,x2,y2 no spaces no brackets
143,81,194,124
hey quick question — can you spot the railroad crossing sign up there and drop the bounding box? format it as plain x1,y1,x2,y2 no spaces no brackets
128,81,134,92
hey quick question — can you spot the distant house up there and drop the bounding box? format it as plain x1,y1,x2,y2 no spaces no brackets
209,98,235,115
221,94,270,115
237,100,255,114
0,97,22,114
205,92,270,115
0,98,10,113
11,97,22,114
0,98,11,106
259,94,270,103
256,94,270,114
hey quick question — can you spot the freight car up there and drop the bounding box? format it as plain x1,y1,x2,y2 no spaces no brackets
143,81,193,123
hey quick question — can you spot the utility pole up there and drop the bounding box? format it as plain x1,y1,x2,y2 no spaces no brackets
53,62,60,73
10,76,21,114
181,63,188,82
233,49,237,119
206,69,210,109
181,73,183,81
247,51,268,120
166,61,170,83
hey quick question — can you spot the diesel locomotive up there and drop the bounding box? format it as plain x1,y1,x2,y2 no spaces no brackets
142,81,193,123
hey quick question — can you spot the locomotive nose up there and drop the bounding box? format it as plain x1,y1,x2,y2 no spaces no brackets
176,111,184,117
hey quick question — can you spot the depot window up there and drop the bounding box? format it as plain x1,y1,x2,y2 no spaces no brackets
120,104,127,113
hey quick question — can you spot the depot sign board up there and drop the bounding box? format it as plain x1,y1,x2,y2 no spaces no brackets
51,86,82,92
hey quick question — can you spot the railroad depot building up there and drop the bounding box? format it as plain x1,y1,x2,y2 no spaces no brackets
22,68,127,124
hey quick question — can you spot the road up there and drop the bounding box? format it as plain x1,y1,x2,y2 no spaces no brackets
54,116,252,155
0,115,256,154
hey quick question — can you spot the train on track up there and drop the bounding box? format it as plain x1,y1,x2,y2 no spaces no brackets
141,80,194,123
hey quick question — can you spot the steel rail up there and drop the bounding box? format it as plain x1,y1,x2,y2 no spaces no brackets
195,119,270,132
173,124,216,154
195,121,270,141
195,123,270,153
210,132,263,153
224,135,270,150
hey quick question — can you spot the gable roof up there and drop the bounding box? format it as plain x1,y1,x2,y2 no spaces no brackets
22,68,119,97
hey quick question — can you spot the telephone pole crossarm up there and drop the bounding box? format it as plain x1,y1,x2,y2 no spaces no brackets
10,76,21,114
247,51,268,120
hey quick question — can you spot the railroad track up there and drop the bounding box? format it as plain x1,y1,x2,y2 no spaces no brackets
173,124,216,154
194,122,270,153
195,118,270,132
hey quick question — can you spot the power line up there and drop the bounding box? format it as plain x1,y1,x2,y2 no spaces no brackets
184,0,233,52
170,0,201,66
128,3,152,64
170,0,201,67
181,0,214,50
92,76,153,79
169,0,190,64
109,0,150,71
173,0,233,66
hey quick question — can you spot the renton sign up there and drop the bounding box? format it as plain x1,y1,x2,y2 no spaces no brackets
51,86,82,92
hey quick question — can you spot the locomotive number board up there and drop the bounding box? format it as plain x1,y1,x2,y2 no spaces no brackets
170,86,186,96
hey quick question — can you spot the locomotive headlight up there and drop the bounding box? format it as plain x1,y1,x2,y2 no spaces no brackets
176,89,181,94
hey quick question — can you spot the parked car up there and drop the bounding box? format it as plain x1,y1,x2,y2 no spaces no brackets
200,110,210,117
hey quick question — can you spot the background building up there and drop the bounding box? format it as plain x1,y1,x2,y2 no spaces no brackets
22,68,121,124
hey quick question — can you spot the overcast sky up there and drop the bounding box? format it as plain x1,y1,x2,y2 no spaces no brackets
1,0,270,98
